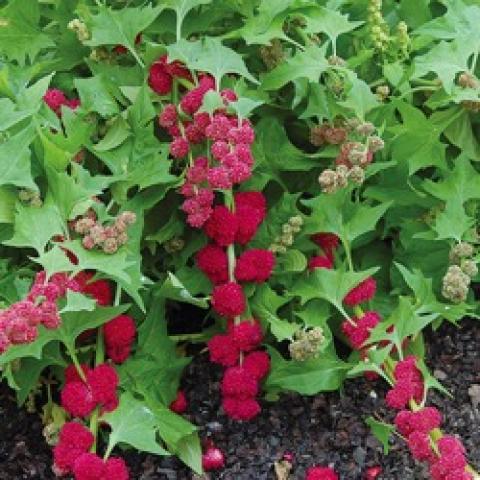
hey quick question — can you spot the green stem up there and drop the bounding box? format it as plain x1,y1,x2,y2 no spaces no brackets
344,240,354,272
66,344,86,382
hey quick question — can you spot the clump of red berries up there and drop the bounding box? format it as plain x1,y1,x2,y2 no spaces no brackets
43,88,80,116
103,315,136,364
0,272,80,353
306,465,339,480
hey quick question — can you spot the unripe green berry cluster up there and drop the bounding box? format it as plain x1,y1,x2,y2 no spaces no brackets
289,327,325,361
270,216,303,254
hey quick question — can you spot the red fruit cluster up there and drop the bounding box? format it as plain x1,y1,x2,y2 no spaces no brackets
61,363,119,418
0,272,80,353
43,88,80,116
385,356,424,410
53,422,94,476
103,315,136,363
305,466,339,480
75,271,112,306
208,320,270,421
235,249,275,283
393,406,472,479
308,255,333,271
343,277,377,306
395,407,442,462
148,55,192,95
341,311,380,350
430,436,472,480
73,452,129,480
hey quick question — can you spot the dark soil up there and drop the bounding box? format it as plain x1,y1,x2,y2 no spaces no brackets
1,319,479,480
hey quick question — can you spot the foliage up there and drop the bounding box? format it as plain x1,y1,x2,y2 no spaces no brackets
0,0,478,478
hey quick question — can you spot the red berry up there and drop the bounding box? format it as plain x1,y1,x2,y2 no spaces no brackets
211,282,246,318
235,249,275,283
169,391,188,414
208,334,240,367
202,445,225,471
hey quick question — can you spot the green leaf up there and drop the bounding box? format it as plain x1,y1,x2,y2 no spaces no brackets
365,417,394,454
158,272,209,308
265,348,350,395
276,249,307,273
190,37,257,86
303,188,391,245
60,291,96,314
422,156,480,204
103,392,170,456
301,6,363,51
12,342,65,406
85,4,163,66
433,198,472,241
229,97,263,118
0,187,16,223
442,109,480,161
94,116,131,152
413,39,474,93
250,284,299,341
293,267,379,318
339,71,379,119
0,0,54,64
0,126,37,190
74,76,119,117
262,44,329,90
4,201,64,254
162,0,212,40
151,404,202,474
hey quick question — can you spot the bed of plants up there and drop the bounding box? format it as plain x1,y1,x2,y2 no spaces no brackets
0,0,479,478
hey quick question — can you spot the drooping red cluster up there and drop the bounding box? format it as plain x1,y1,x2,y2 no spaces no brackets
148,55,192,95
0,272,80,353
43,88,80,116
169,390,188,414
394,407,472,479
430,436,473,480
341,311,380,350
343,277,377,306
195,244,229,284
385,356,424,410
208,320,270,421
72,452,129,480
103,314,136,363
305,466,339,480
53,422,94,476
61,363,119,418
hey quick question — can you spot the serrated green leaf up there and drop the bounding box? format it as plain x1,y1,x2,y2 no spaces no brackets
277,249,307,273
365,417,394,454
162,0,212,40
265,347,349,395
301,6,363,51
0,126,37,190
85,4,163,66
262,44,329,90
0,0,54,64
293,267,379,319
339,71,379,119
250,284,299,341
158,272,209,308
103,392,170,456
4,201,64,255
60,290,96,314
74,76,119,117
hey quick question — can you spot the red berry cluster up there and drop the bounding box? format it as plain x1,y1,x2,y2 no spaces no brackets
43,88,80,116
148,55,192,96
74,271,112,306
209,320,270,421
53,422,128,479
309,232,339,270
0,271,80,353
61,363,119,417
306,466,339,480
103,314,136,364
387,357,473,479
385,356,424,409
